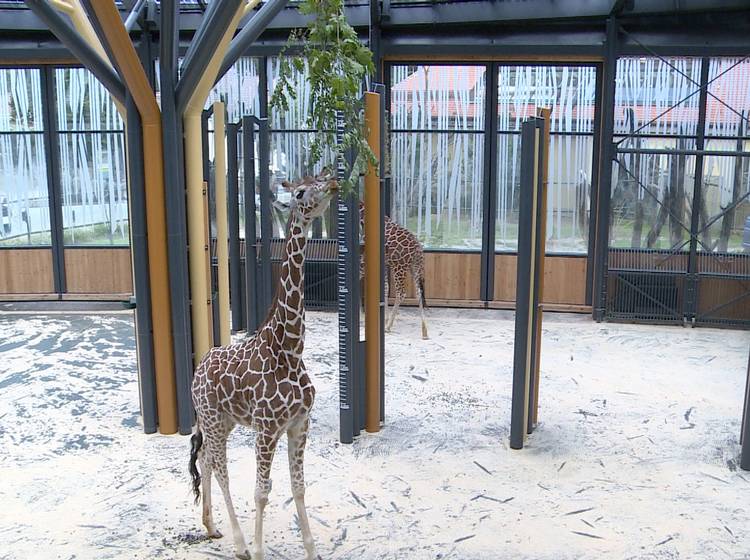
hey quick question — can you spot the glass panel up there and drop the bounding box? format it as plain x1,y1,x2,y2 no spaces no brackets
268,57,312,130
208,57,261,123
391,65,486,131
705,57,750,138
58,132,129,245
497,65,597,133
698,141,750,258
610,138,696,257
0,68,44,132
614,57,703,137
390,131,484,249
0,133,51,246
55,68,123,131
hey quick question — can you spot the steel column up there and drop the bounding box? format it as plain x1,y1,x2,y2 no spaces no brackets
227,122,244,332
125,93,158,434
202,108,221,346
242,116,261,333
586,63,605,306
480,63,499,303
684,57,711,322
40,66,66,295
593,17,618,321
258,117,273,316
742,349,750,471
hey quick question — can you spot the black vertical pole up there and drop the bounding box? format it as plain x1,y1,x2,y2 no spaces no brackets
338,111,355,444
202,109,221,346
381,63,390,423
685,58,710,324
593,17,618,321
227,122,243,332
243,117,260,332
125,94,158,434
480,63,499,303
160,0,194,435
586,63,604,307
40,66,66,295
741,349,750,471
510,119,537,450
258,117,273,315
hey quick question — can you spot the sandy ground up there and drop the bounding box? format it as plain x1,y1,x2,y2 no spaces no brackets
1,308,749,560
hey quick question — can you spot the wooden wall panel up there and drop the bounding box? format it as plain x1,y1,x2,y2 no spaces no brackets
697,277,750,322
64,248,133,295
398,252,481,301
494,254,587,305
0,249,54,294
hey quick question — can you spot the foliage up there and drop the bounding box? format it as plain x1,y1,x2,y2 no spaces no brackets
269,0,377,194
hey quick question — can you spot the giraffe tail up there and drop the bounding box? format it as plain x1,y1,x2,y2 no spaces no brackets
189,429,203,505
419,276,428,309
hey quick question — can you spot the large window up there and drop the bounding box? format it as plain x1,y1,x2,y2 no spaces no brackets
496,65,596,253
0,68,51,246
390,65,486,250
55,68,127,245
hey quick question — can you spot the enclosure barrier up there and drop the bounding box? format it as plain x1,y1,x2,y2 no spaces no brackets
742,348,750,471
510,115,549,450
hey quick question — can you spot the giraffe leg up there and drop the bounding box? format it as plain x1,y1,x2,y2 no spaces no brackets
386,269,406,333
206,427,249,559
198,451,222,538
287,418,319,560
253,430,280,560
413,269,429,340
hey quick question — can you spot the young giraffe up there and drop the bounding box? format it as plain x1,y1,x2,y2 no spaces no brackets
189,171,336,560
358,202,429,339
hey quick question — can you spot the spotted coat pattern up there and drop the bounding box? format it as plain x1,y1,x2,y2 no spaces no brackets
359,202,429,339
190,173,335,560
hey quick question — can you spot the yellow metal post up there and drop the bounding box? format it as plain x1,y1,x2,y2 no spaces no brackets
364,92,382,433
213,102,231,345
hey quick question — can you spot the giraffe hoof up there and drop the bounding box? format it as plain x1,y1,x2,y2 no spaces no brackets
207,529,223,539
235,551,252,560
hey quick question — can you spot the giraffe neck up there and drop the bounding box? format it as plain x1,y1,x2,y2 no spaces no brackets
268,212,309,354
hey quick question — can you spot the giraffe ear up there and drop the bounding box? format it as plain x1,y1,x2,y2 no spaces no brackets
281,180,295,191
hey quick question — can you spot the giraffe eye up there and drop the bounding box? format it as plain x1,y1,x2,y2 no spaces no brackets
295,190,304,200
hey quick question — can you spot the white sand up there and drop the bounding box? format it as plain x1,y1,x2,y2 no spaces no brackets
1,309,749,559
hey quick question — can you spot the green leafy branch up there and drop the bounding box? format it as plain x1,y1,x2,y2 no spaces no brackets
269,0,378,194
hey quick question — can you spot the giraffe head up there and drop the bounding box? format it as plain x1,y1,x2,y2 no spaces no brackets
281,169,337,226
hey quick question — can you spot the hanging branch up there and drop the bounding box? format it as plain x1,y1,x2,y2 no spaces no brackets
269,0,376,194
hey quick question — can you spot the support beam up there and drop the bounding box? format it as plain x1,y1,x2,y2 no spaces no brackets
87,0,177,434
364,92,381,434
213,102,232,346
742,349,750,471
124,0,147,32
215,0,290,84
176,0,247,115
24,0,126,104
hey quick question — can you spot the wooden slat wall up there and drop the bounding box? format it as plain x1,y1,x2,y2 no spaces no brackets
64,248,133,294
0,249,54,294
423,252,482,300
697,277,750,321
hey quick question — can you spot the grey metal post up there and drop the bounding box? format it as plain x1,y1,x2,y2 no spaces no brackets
684,58,710,323
593,17,618,321
337,111,356,443
227,122,244,332
480,63,500,303
242,116,261,333
202,109,221,346
160,0,195,435
40,66,66,295
258,117,274,316
586,64,605,306
741,349,750,471
510,119,538,450
125,93,158,434
347,147,364,436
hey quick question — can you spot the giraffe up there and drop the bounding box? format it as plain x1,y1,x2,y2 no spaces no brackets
358,202,429,339
189,170,336,560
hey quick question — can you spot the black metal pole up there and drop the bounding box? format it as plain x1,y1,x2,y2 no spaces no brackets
160,0,195,435
40,66,66,295
243,116,260,332
480,63,500,304
337,111,355,444
593,17,618,321
258,117,273,316
741,349,750,471
202,109,221,346
125,93,158,434
685,57,711,324
586,63,605,307
510,119,537,450
227,122,244,332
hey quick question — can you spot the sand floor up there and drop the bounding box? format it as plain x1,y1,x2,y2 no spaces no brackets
1,308,749,560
